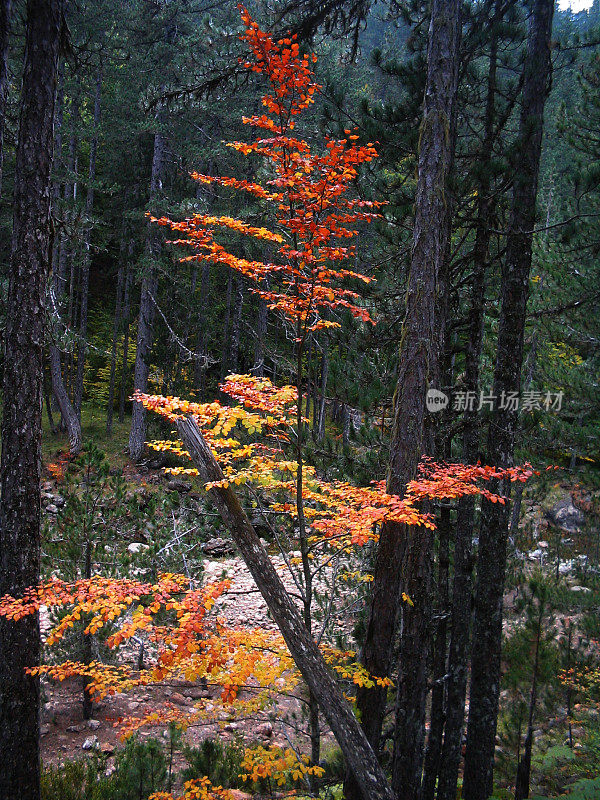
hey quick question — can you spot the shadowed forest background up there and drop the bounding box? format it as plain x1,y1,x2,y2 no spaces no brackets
1,1,600,799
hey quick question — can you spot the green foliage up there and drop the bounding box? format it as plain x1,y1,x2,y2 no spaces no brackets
181,737,245,789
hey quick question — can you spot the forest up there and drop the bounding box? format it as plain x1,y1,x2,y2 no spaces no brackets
0,0,600,798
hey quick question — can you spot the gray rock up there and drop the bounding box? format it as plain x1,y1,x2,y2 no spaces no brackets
82,735,99,751
167,478,192,493
256,722,273,738
46,504,59,514
87,719,101,730
202,537,236,557
547,501,585,533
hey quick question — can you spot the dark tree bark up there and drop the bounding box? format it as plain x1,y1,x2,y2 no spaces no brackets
0,0,12,198
74,62,102,419
176,416,395,800
0,2,62,798
316,335,328,441
345,5,460,800
421,504,451,800
49,63,82,454
107,222,127,435
253,296,268,377
229,277,243,373
220,266,233,381
437,4,502,795
129,123,166,460
193,263,210,396
463,2,554,797
119,259,132,424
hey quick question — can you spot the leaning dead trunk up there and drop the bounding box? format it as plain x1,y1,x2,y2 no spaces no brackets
0,2,61,797
176,415,395,800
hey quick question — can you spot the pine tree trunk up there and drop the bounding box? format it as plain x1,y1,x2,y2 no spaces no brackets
437,4,501,794
119,260,132,424
0,0,12,198
346,6,460,800
194,263,210,397
220,267,233,381
317,335,328,441
48,63,82,454
107,223,126,435
0,3,61,798
463,3,554,797
74,63,102,419
421,504,451,800
129,123,166,460
229,277,243,373
253,296,268,376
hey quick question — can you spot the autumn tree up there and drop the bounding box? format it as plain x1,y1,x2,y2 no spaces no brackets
0,1,63,798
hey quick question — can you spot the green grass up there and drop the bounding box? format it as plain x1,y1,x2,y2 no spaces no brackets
42,404,132,470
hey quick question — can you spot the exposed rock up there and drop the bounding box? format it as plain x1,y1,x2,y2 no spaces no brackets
67,723,86,733
128,542,149,555
202,537,236,557
46,504,59,514
571,585,592,593
87,719,101,730
40,725,50,736
547,500,585,533
101,743,115,756
82,735,99,751
170,692,187,705
256,722,273,738
167,478,192,493
224,722,238,732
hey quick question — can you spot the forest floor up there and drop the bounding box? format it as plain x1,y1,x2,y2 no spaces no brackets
37,405,600,792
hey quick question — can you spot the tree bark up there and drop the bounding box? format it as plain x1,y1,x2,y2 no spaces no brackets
346,5,460,800
0,2,61,798
463,2,554,797
107,223,127,435
176,415,395,800
0,0,12,198
48,62,82,454
253,296,268,377
129,122,166,460
193,263,210,397
74,62,102,419
437,3,501,795
119,259,132,424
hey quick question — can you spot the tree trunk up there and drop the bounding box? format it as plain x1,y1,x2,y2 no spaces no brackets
193,263,210,397
316,335,328,441
129,123,166,460
0,3,61,799
437,3,501,795
346,5,460,800
220,267,233,381
74,63,102,419
421,505,451,800
0,0,12,198
119,259,132,424
48,62,82,454
176,416,395,800
463,3,554,797
229,277,243,373
253,296,268,377
107,223,127,435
